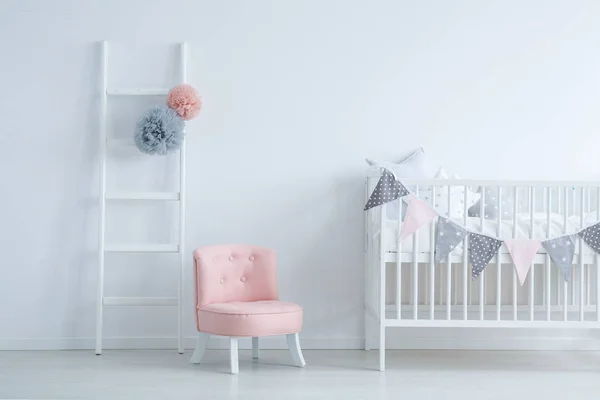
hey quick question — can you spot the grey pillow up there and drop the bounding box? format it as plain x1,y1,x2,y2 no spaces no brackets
468,187,515,220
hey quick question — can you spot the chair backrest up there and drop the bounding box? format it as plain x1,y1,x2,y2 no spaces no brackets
193,245,278,310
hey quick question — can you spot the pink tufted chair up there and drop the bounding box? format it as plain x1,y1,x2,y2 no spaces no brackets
190,245,305,374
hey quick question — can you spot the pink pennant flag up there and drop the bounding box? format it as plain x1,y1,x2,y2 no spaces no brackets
399,195,438,241
504,239,541,285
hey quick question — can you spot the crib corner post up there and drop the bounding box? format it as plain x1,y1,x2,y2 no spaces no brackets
364,177,372,351
378,199,386,371
379,257,387,372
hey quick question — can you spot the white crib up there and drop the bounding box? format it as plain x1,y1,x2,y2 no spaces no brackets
364,169,600,371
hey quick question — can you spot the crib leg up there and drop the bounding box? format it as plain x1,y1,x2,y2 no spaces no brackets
365,310,371,350
379,322,385,371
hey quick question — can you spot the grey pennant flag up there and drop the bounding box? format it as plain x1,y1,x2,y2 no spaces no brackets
469,233,503,279
364,168,410,211
435,218,468,263
542,234,576,282
579,222,600,253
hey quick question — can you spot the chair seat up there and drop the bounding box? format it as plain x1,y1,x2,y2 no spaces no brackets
197,300,303,337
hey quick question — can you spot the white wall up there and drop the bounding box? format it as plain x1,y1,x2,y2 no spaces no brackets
2,0,600,350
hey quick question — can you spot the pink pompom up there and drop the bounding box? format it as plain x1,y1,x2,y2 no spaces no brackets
166,84,202,121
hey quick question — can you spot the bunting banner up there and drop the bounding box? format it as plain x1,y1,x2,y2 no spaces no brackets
542,235,576,282
364,168,410,211
434,217,468,263
364,167,600,281
469,233,503,279
504,239,541,285
579,222,600,253
399,195,438,241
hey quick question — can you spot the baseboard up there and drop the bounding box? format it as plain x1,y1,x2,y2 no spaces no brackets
0,336,363,351
2,333,600,351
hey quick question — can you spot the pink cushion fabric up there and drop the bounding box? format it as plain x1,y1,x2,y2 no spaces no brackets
193,245,302,336
197,300,303,337
193,245,278,308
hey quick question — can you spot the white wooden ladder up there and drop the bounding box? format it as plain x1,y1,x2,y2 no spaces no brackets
95,41,188,355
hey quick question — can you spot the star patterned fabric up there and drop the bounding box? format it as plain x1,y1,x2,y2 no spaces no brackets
364,168,410,211
542,234,577,282
468,187,515,220
434,217,468,263
469,233,503,279
579,222,600,254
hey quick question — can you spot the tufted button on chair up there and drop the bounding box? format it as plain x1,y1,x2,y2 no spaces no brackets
190,245,305,374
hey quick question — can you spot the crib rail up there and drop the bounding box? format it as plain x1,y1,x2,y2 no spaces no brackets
365,174,600,330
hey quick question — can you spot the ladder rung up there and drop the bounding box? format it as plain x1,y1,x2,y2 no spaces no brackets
107,138,134,147
107,88,169,96
106,191,180,201
103,297,177,306
105,244,179,253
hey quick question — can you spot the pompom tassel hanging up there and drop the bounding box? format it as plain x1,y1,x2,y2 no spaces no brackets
134,106,185,155
166,84,202,121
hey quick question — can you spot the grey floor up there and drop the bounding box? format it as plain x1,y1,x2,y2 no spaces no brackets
1,349,599,399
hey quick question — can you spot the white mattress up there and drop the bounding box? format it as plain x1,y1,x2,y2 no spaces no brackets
384,212,599,254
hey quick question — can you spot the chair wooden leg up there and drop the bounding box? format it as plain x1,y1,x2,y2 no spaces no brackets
252,337,259,360
190,332,210,364
229,337,239,374
286,333,306,368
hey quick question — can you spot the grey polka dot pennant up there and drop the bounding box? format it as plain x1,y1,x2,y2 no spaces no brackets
469,233,503,279
434,217,468,263
579,222,600,254
541,234,576,282
364,168,410,211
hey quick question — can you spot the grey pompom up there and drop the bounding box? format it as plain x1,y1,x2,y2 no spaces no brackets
134,106,185,155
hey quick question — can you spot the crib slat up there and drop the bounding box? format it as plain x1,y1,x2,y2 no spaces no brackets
463,186,469,320
454,262,459,306
571,190,576,307
587,191,592,306
586,265,590,306
564,186,569,321
479,188,486,320
556,262,561,307
542,189,547,307
438,252,443,306
446,185,452,320
429,186,436,320
579,187,585,321
378,197,386,367
597,187,600,322
571,269,576,306
496,186,502,321
556,187,562,308
438,186,443,306
546,187,551,321
529,187,535,321
396,194,402,320
413,187,419,320
513,187,518,321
